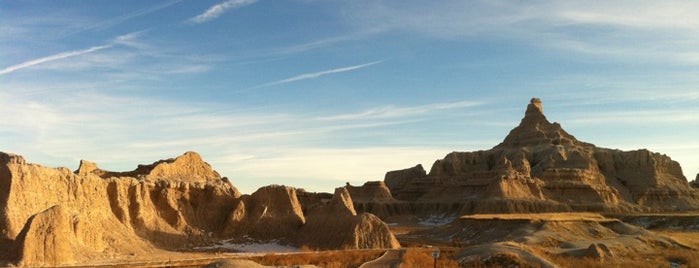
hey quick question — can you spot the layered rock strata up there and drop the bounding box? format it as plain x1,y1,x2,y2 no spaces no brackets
0,151,398,266
353,98,699,218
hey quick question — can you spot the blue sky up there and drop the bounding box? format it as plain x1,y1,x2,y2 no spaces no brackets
2,0,698,193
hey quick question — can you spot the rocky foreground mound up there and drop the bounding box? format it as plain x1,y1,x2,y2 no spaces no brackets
352,98,699,218
412,213,692,267
0,152,398,267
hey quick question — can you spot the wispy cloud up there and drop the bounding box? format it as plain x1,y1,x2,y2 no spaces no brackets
566,109,699,125
345,1,699,38
189,0,258,24
0,30,218,80
1,77,490,193
61,0,182,37
262,28,387,56
112,30,150,48
0,45,111,75
318,100,482,121
250,60,383,89
556,2,699,30
3,83,696,193
341,1,699,65
0,30,154,76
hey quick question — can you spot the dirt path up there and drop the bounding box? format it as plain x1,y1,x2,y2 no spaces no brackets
358,249,405,268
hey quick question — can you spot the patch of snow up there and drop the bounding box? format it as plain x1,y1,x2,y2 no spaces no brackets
195,239,299,253
418,215,457,226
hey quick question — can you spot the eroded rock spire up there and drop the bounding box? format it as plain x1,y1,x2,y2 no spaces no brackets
529,97,543,114
496,97,579,148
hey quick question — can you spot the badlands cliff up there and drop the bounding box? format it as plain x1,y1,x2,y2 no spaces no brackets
0,152,398,267
352,98,699,218
2,97,697,267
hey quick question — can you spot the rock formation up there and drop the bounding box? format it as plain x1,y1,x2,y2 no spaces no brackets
421,214,686,267
346,181,394,202
1,151,241,266
4,97,696,266
297,187,400,249
224,185,306,240
14,205,76,266
224,185,400,250
585,243,614,261
75,151,223,183
0,151,398,266
355,98,699,218
691,174,699,189
384,164,426,195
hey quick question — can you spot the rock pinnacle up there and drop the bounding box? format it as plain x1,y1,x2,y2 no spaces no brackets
496,97,579,148
530,98,543,113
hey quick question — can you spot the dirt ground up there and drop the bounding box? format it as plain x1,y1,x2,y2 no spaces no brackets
31,212,697,268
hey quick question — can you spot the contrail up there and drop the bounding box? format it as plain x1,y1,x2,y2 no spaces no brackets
0,45,112,76
250,60,384,89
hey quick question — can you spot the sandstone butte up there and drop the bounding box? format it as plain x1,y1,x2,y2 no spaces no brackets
350,98,699,219
0,151,398,267
1,98,698,267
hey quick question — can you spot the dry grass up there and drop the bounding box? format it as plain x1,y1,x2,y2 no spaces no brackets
546,248,699,268
251,249,384,268
660,231,699,248
398,248,461,268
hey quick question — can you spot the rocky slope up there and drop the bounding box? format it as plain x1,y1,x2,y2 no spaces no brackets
0,152,398,267
411,213,691,267
354,98,699,218
298,187,400,249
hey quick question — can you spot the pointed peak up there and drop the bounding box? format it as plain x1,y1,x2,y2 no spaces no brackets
523,97,547,123
75,160,100,176
496,98,581,148
145,151,221,181
528,98,543,114
333,187,357,216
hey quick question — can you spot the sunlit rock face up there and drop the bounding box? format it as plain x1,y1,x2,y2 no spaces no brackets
1,151,398,266
354,98,699,218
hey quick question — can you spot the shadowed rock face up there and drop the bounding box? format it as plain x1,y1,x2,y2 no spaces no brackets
224,186,400,250
223,185,306,240
363,98,699,217
297,188,400,250
346,181,394,203
691,174,699,189
384,164,426,195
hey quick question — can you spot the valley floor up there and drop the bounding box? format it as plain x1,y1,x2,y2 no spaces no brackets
7,213,697,268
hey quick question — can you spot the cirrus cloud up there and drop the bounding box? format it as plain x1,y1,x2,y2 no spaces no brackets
189,0,258,24
0,45,111,76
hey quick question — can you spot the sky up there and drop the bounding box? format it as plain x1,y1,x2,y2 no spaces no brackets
1,0,698,193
